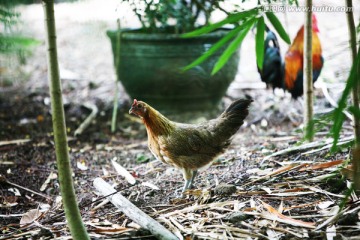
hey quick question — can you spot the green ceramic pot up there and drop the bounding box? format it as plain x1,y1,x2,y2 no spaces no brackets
107,28,240,113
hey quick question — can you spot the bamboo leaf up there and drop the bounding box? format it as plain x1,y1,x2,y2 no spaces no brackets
182,26,243,71
0,36,40,53
256,16,265,70
265,12,291,44
182,8,258,38
211,18,255,75
349,106,360,119
331,44,360,151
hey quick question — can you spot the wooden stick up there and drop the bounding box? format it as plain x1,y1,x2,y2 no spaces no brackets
93,178,178,240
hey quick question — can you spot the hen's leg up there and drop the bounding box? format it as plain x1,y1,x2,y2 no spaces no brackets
188,170,198,189
181,169,194,193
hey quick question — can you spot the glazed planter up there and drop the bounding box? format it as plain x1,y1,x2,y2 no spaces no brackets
107,29,240,113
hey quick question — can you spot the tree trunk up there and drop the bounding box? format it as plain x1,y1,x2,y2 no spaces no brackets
345,0,360,191
42,0,89,238
304,0,314,141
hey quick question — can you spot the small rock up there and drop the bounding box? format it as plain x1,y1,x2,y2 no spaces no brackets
214,184,236,196
260,118,268,128
225,211,249,224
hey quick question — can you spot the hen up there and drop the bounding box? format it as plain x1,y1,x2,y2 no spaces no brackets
260,14,324,99
129,99,252,194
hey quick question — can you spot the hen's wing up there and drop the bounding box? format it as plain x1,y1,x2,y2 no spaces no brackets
157,124,228,170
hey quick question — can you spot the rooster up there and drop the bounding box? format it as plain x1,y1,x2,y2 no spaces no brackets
258,26,283,91
129,99,252,195
260,14,323,99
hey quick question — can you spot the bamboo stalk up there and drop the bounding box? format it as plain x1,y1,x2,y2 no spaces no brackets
111,19,121,133
42,0,89,239
304,0,314,141
345,0,360,191
346,0,360,145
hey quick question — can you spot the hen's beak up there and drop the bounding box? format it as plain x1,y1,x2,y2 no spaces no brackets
129,107,134,115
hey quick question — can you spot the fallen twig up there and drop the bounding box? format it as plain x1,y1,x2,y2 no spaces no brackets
0,175,52,201
261,136,354,164
74,102,98,136
0,139,31,147
93,177,178,240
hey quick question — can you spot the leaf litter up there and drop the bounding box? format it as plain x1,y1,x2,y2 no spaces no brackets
1,93,360,239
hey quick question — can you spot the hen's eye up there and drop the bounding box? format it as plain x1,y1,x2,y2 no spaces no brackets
137,104,143,109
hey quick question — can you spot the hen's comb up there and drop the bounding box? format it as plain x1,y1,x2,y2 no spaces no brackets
132,99,138,106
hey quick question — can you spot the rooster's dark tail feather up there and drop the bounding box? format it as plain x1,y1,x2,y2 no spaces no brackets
259,26,283,90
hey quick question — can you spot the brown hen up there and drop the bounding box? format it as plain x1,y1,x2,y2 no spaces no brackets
129,99,252,194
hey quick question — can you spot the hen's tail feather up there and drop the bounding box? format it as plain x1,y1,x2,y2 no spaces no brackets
209,98,252,147
224,99,252,116
221,98,252,127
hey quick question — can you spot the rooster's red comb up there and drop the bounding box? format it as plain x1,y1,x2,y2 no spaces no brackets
312,14,317,23
311,14,319,32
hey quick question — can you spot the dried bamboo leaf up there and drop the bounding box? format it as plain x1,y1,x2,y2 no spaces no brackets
157,217,184,240
284,201,320,212
243,163,300,187
261,201,316,229
162,201,239,217
340,165,354,180
307,186,346,198
326,225,337,240
299,160,344,172
318,201,335,209
268,192,314,197
268,226,304,238
20,209,42,226
111,159,136,185
306,173,338,183
141,181,160,190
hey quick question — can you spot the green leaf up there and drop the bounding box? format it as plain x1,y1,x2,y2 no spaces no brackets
211,18,255,75
331,44,360,151
136,154,151,163
265,12,291,44
182,26,244,71
182,8,258,38
0,35,40,53
349,106,360,119
256,16,265,70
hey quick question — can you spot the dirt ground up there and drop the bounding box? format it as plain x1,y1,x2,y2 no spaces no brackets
1,0,360,239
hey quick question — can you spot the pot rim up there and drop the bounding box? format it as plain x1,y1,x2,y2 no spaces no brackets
106,28,233,41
